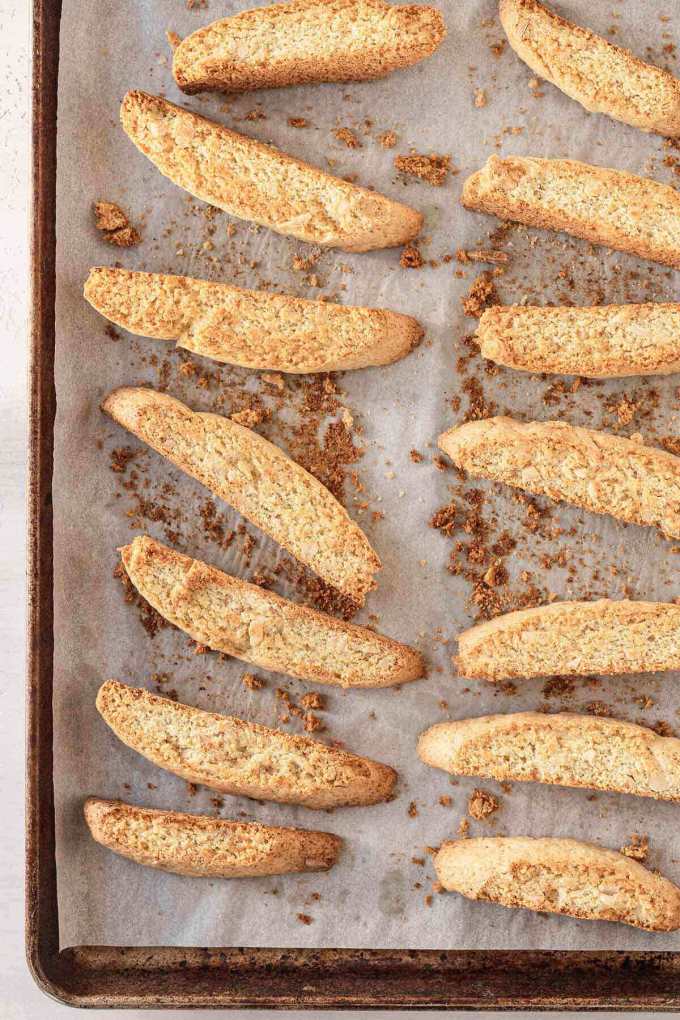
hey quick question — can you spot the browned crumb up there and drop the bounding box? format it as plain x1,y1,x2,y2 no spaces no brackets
620,834,649,862
662,436,680,456
245,108,266,121
611,395,637,426
400,243,424,269
94,201,141,247
230,407,267,428
439,795,452,807
166,30,181,50
110,446,135,474
410,449,424,463
458,817,470,837
303,712,325,732
462,272,499,318
653,720,676,737
424,894,433,907
430,501,456,537
408,800,418,818
292,254,317,272
467,788,499,821
395,153,451,187
297,913,314,925
241,672,264,690
378,130,398,149
300,692,325,710
585,701,611,717
333,127,361,148
456,248,509,265
288,117,309,128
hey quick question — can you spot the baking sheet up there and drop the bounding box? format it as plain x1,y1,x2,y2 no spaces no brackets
53,0,680,950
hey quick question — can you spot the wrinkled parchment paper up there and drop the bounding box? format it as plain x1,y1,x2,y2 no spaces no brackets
54,0,680,949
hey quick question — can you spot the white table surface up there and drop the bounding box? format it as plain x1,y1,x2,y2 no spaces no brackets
0,0,667,1016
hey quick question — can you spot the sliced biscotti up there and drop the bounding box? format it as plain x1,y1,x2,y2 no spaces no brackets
98,680,396,808
434,837,680,931
462,156,680,269
121,537,422,688
419,711,680,803
438,417,680,539
120,91,422,252
456,599,680,681
103,388,380,603
476,303,680,378
173,0,446,94
84,267,423,373
500,0,680,137
84,798,341,878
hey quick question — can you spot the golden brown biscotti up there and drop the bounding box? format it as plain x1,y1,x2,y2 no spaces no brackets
500,0,680,137
476,303,680,378
434,837,680,931
418,711,680,803
102,388,380,603
455,599,680,681
121,536,422,688
84,798,341,877
98,680,397,808
438,417,680,539
84,267,423,373
173,0,446,94
462,155,680,269
120,91,422,252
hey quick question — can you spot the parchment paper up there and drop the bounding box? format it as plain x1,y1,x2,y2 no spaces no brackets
54,0,680,950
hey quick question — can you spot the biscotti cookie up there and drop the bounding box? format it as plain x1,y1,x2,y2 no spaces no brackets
434,837,680,931
500,0,680,137
103,388,380,603
476,303,680,378
173,0,446,94
462,155,680,268
455,599,680,681
84,267,423,373
419,711,680,802
84,798,341,877
438,417,680,539
121,537,422,687
98,680,396,808
121,91,422,252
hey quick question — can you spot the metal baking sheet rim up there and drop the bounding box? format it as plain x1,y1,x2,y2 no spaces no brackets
24,0,680,1008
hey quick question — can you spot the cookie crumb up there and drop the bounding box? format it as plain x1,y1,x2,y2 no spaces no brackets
297,913,314,925
378,130,398,148
462,271,498,318
230,407,267,428
242,672,264,690
456,248,509,265
620,834,649,862
94,201,141,247
288,117,309,128
474,88,488,108
395,152,451,186
333,126,361,148
300,692,325,710
400,243,424,269
166,30,181,50
467,788,499,821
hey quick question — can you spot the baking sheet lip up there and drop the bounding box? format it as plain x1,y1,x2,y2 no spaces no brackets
25,0,680,1008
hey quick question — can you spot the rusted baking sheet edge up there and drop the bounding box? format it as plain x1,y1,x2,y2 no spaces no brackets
24,0,680,1008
